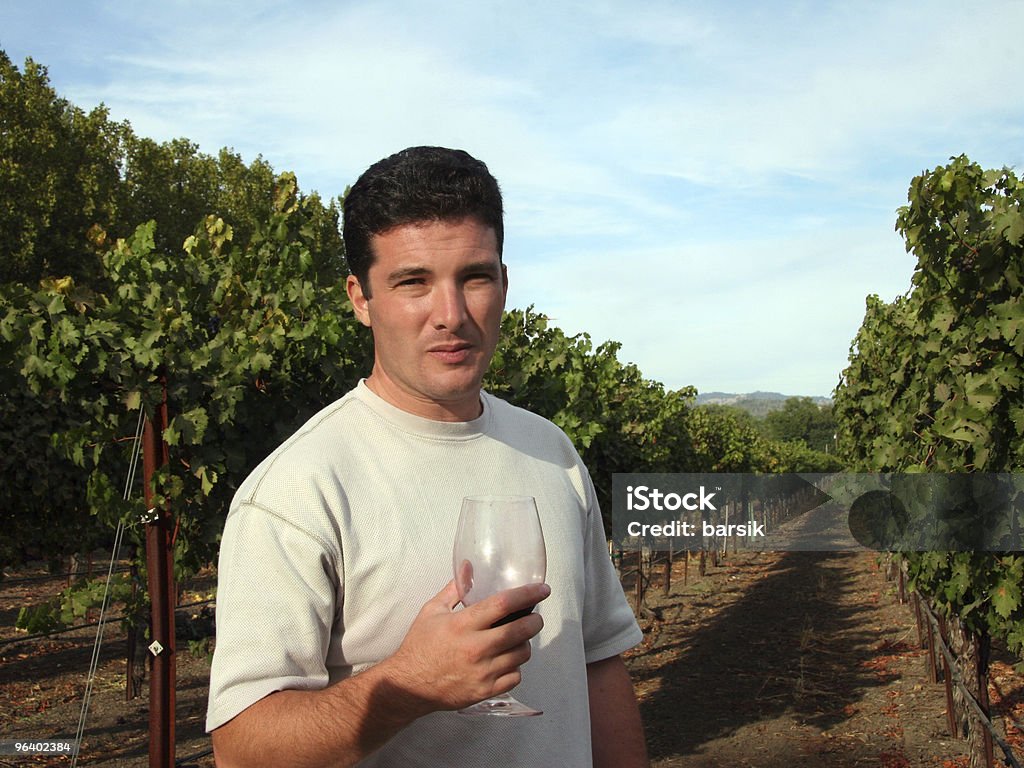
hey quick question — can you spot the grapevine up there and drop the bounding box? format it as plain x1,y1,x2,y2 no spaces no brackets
835,155,1024,657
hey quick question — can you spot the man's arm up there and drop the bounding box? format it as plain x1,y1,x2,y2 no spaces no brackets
587,654,649,768
212,580,549,768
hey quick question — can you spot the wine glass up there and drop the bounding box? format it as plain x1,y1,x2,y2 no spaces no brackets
452,495,547,716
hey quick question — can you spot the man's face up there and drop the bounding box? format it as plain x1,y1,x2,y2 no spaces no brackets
346,217,508,421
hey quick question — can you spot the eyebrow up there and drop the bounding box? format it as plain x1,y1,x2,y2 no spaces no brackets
385,260,502,284
385,266,431,284
460,260,503,276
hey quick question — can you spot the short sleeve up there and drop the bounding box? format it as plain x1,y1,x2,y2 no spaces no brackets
579,473,643,663
205,503,340,732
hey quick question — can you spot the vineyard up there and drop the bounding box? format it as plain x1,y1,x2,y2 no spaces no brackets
1,51,1023,767
4,544,1024,766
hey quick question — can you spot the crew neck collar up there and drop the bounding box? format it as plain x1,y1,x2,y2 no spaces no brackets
353,379,491,439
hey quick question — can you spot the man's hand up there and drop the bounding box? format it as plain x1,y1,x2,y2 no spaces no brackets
383,579,550,716
213,579,550,768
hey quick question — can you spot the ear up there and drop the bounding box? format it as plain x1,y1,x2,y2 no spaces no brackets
346,275,372,328
501,263,509,306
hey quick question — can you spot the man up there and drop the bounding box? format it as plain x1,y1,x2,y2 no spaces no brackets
207,146,648,767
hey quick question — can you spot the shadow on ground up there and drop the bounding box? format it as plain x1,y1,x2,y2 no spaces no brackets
635,551,895,765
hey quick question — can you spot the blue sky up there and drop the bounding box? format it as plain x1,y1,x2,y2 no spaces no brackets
3,1,1022,397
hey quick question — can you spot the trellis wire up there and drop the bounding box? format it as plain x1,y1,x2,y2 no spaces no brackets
0,597,215,649
918,597,1023,768
70,409,146,768
175,746,214,766
0,565,131,585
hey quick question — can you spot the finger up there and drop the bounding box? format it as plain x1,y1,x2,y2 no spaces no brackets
487,669,524,698
479,612,544,655
432,578,463,611
483,644,534,695
469,583,550,628
492,638,534,670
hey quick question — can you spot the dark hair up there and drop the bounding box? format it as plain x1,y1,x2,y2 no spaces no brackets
343,146,504,294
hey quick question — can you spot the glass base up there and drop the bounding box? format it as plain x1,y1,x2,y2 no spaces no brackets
458,693,543,717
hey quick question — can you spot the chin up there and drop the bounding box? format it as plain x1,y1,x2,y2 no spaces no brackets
426,375,485,403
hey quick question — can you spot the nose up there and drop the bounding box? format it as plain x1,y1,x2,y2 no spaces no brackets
431,283,467,331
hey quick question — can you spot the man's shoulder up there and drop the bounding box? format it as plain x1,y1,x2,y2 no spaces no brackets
271,387,368,453
482,392,581,456
483,391,561,429
233,387,369,497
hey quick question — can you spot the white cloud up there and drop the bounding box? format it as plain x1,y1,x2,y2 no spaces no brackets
2,0,1021,397
570,2,1024,186
511,224,914,396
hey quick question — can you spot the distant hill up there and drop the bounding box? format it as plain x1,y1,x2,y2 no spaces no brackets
695,391,832,419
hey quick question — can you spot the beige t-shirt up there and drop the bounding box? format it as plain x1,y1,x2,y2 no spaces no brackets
206,381,642,766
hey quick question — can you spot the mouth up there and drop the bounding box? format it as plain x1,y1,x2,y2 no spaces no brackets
427,342,474,364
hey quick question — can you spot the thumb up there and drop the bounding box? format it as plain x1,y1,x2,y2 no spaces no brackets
433,578,462,611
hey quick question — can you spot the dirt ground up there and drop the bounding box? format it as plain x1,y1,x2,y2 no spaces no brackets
628,549,1023,767
0,567,216,768
2,550,1022,767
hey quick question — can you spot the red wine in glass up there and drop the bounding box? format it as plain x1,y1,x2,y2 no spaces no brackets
452,495,546,716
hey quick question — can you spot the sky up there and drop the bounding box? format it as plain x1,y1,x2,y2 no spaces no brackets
2,1,1022,398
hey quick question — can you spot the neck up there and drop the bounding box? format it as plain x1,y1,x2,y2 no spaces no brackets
363,374,483,422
